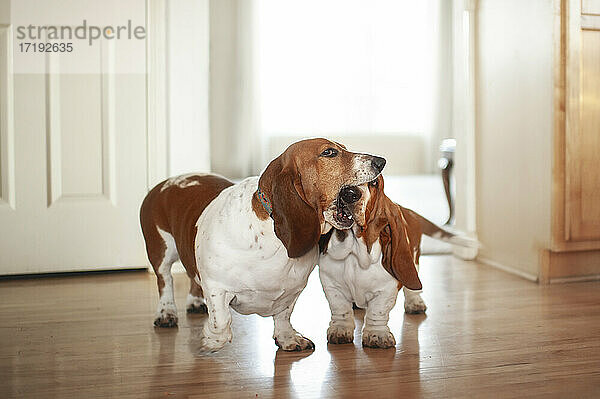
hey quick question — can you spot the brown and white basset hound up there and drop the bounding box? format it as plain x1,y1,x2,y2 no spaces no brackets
319,175,477,348
140,138,386,351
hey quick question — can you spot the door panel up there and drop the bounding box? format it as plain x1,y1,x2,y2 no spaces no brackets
580,31,600,223
49,74,108,202
0,75,148,275
583,0,600,15
0,2,149,274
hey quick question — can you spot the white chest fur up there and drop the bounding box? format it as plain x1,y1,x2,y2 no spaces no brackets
319,228,397,308
194,177,319,317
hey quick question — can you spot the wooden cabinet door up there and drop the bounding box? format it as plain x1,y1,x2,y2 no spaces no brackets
565,0,600,241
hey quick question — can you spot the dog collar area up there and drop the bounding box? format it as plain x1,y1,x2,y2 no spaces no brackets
256,187,273,218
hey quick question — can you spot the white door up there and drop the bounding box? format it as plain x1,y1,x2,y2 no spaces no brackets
0,0,149,274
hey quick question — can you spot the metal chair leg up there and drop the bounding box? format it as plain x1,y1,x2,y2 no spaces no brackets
438,139,456,225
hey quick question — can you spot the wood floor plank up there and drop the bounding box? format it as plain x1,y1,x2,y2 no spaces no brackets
1,256,599,398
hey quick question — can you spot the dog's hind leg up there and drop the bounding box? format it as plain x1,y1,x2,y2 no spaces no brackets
152,228,180,327
186,276,208,314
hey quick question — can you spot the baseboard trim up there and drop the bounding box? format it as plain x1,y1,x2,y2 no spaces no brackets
0,267,148,280
550,274,600,284
540,249,600,284
477,256,539,283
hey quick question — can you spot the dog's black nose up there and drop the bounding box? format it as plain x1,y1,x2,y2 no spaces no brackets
339,186,362,204
371,156,386,173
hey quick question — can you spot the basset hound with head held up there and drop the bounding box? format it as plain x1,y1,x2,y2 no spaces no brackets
140,138,386,351
319,175,477,348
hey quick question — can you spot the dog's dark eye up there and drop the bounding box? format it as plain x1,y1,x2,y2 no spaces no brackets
369,179,378,187
320,148,338,158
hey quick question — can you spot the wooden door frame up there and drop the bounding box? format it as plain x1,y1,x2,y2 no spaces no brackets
452,0,478,249
146,0,169,190
145,0,212,188
0,24,15,210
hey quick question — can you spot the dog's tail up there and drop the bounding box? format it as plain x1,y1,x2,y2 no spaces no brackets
403,208,479,250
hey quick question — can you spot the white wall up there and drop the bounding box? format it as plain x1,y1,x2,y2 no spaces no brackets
209,0,260,179
167,0,211,175
475,0,554,278
0,0,9,24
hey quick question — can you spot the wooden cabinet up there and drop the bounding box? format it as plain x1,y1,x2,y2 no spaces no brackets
566,0,600,242
545,0,600,282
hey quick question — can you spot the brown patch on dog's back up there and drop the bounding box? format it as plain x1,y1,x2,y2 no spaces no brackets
140,174,234,280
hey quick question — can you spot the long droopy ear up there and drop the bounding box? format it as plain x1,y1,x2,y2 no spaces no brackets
270,167,321,258
379,199,422,290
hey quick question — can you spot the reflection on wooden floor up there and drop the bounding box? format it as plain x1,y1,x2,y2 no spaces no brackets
1,255,600,398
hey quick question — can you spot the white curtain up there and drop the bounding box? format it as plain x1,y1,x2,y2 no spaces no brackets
209,0,453,177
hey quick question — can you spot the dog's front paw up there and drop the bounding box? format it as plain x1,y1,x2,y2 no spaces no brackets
362,328,396,349
187,303,208,314
404,294,427,314
274,331,315,351
199,327,232,352
154,308,178,328
327,324,354,344
186,294,208,314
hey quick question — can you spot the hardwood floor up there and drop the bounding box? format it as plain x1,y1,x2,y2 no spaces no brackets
1,256,599,398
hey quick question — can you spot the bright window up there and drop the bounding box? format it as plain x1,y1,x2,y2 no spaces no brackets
257,0,435,136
